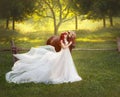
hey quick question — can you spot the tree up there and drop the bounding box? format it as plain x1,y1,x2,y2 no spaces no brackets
68,1,81,30
70,0,120,27
0,0,36,30
106,0,120,26
92,0,120,27
35,0,75,35
0,0,11,29
92,0,108,27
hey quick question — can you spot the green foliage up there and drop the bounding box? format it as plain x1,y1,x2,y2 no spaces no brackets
0,0,36,30
70,0,120,19
0,0,11,18
0,0,36,21
34,0,75,34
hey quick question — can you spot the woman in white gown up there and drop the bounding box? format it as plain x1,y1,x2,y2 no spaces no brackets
6,32,82,84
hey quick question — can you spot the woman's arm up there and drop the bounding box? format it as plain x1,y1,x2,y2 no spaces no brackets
60,40,66,49
67,41,72,47
60,40,72,49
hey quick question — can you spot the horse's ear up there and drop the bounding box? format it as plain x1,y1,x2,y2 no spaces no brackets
68,31,70,35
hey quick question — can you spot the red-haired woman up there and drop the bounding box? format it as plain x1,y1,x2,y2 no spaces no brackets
6,32,82,84
60,32,72,49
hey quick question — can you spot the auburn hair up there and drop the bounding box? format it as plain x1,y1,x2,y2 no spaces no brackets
59,32,68,43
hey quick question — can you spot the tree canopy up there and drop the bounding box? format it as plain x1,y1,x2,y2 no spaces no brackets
0,0,36,30
34,0,75,35
70,0,120,27
0,0,120,31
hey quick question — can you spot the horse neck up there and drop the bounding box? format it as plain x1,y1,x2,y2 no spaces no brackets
67,36,75,42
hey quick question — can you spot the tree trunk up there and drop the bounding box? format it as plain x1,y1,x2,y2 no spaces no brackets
53,15,57,35
54,23,57,35
75,15,78,30
6,18,9,29
12,17,15,30
109,15,113,26
103,16,106,28
54,25,59,35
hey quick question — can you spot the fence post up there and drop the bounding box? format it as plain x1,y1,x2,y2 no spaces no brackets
10,40,18,62
117,37,120,52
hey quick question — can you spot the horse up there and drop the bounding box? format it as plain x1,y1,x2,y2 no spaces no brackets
46,31,76,52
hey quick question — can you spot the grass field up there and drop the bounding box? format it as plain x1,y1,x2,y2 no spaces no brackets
0,18,120,97
0,50,120,97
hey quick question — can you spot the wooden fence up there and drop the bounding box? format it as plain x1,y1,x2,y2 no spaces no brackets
0,38,120,63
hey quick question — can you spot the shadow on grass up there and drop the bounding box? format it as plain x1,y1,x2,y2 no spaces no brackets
0,28,54,49
76,27,120,39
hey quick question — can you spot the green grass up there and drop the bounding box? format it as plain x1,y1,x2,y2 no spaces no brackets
0,50,120,97
75,27,120,49
0,18,120,97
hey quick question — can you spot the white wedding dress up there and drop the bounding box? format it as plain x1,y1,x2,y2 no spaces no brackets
6,45,82,84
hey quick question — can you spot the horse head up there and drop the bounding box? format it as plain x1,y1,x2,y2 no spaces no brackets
67,31,76,51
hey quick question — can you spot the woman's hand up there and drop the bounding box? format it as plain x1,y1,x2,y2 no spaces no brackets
67,41,72,47
60,40,72,49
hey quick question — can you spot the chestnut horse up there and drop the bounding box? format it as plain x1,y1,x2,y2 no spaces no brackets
46,31,76,52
